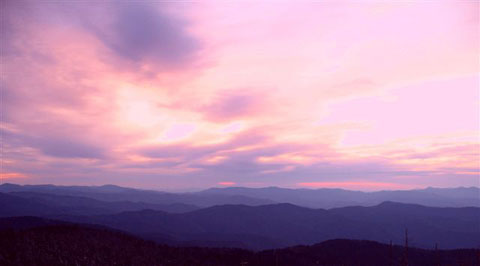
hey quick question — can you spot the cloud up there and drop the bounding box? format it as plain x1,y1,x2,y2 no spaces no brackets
4,1,202,73
83,2,201,70
218,181,236,186
26,136,105,159
200,89,267,122
0,172,27,179
402,144,480,160
2,128,106,159
139,129,268,160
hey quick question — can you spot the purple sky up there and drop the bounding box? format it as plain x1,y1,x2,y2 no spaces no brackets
1,1,479,191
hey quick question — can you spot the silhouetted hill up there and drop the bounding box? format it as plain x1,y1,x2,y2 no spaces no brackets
0,192,62,217
260,239,479,266
0,221,478,266
55,202,480,250
0,192,198,217
0,216,71,230
330,201,480,248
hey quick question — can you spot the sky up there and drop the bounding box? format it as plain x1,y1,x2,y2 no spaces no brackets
1,0,479,191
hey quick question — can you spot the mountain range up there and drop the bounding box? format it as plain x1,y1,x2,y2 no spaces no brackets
1,183,478,209
0,183,274,208
1,183,478,250
53,202,479,250
198,186,480,208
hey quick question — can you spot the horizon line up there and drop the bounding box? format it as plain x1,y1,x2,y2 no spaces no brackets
1,182,478,194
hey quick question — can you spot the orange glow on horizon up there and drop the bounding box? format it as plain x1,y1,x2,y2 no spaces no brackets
218,181,236,186
1,172,27,179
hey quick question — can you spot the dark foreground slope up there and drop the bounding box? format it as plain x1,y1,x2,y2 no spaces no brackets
0,222,478,266
0,224,250,266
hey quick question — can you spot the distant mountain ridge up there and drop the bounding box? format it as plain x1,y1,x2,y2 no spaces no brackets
2,183,478,208
0,183,274,207
0,191,199,216
198,186,480,208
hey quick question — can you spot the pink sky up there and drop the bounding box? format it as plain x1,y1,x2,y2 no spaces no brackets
1,1,479,191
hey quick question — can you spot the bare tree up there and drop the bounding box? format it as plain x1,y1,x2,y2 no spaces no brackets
401,229,409,266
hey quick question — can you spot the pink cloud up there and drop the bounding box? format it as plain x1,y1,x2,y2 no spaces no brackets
200,89,269,122
1,172,27,179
